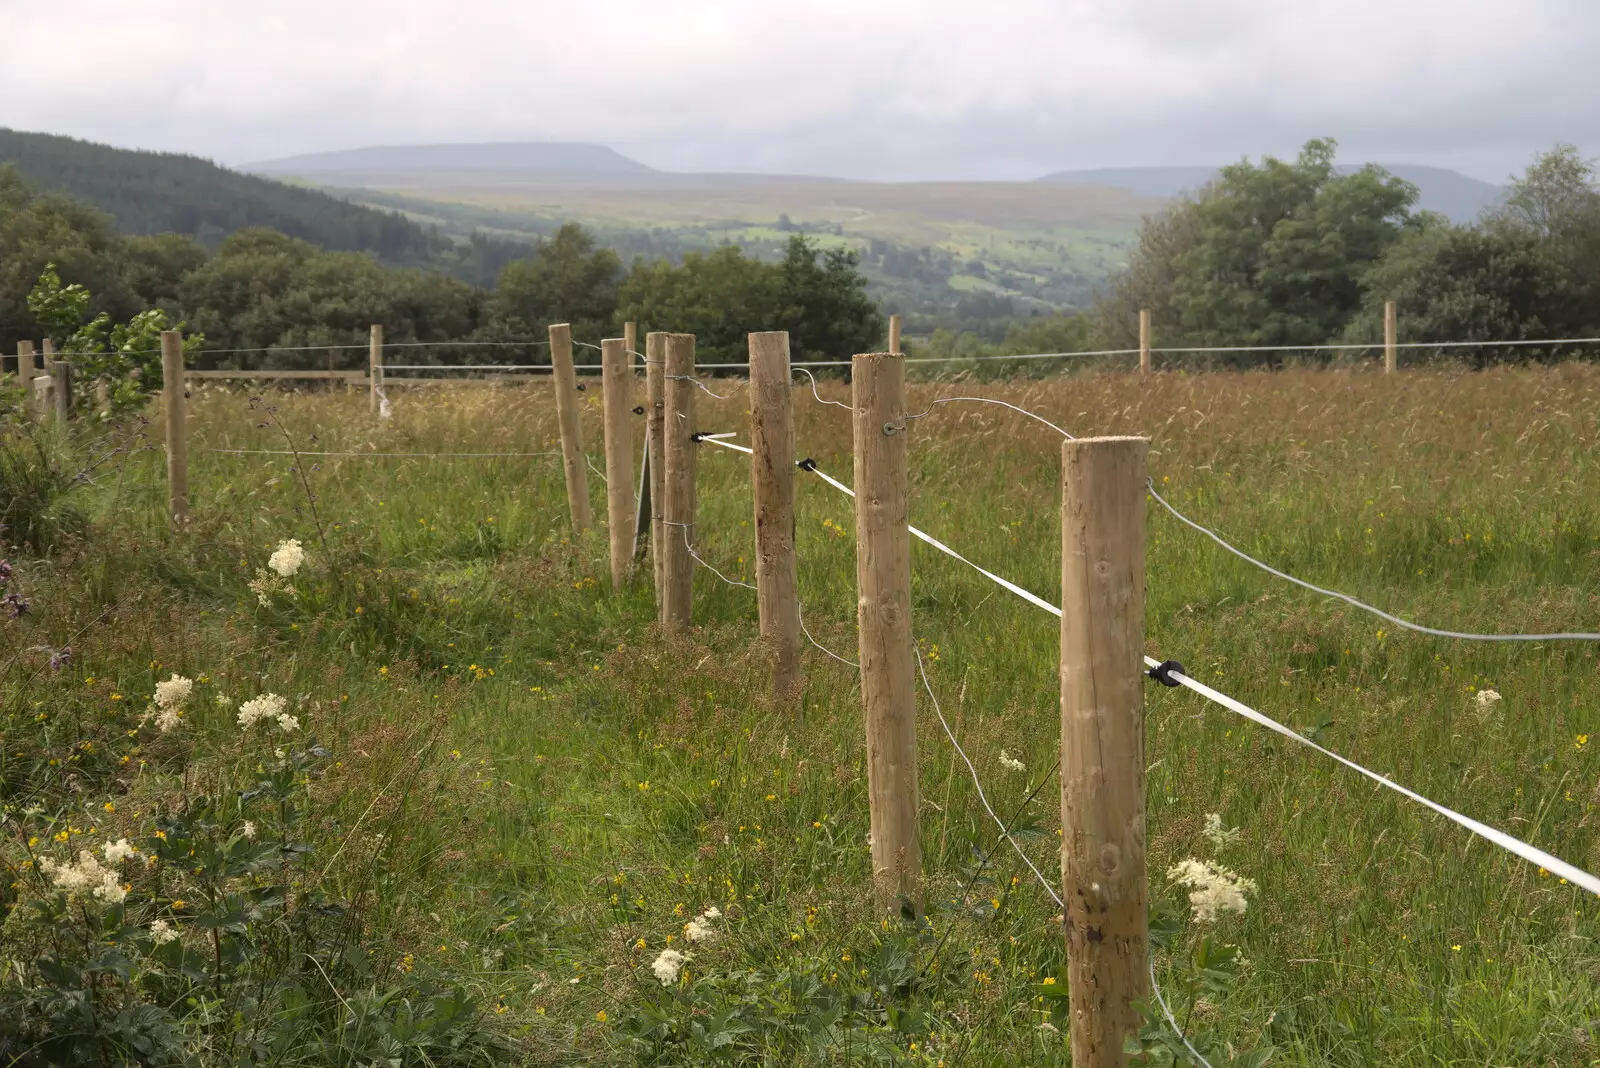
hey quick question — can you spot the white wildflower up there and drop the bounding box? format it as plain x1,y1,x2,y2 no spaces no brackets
1167,858,1256,924
215,694,233,709
998,750,1025,773
684,906,722,944
153,674,193,710
1202,813,1241,851
1475,689,1502,709
268,539,305,578
651,948,687,985
150,919,179,945
238,693,288,729
40,850,128,904
242,821,257,840
102,839,138,864
276,713,300,733
154,708,182,733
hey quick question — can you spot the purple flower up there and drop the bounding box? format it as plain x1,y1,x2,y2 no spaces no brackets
4,593,28,618
0,560,12,585
49,646,71,672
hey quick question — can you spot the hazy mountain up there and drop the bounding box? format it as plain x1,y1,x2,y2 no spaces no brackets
247,142,655,177
1036,163,1505,223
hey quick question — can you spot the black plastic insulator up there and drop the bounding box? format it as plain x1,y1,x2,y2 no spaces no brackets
1146,660,1186,687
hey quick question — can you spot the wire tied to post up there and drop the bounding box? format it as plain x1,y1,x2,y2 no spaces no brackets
1146,659,1186,687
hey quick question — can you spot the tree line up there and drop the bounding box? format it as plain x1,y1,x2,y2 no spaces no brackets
0,165,882,372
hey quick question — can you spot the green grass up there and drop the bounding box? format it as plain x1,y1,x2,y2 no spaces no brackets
6,364,1600,1065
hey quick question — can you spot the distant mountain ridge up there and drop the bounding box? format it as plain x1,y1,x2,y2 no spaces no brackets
248,142,655,176
1036,163,1505,223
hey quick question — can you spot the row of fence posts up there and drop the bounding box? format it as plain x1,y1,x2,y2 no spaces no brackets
8,339,82,421
1137,301,1400,372
123,306,1392,1063
526,317,1150,1066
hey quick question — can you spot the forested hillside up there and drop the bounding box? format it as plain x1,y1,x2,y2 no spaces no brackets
0,129,533,286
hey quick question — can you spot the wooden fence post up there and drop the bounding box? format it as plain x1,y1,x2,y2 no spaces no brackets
16,341,33,391
1059,435,1150,1067
888,314,902,354
660,334,697,630
749,331,803,714
1384,301,1398,373
853,350,921,915
1139,309,1151,374
369,324,383,414
548,322,593,533
646,332,668,605
161,330,189,528
601,337,636,590
50,358,71,421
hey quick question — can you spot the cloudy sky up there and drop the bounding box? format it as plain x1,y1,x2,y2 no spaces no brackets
1,0,1593,182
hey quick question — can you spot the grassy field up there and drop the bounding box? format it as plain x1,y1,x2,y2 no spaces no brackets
5,362,1600,1066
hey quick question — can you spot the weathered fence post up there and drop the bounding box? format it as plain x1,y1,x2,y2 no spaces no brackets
1139,309,1151,374
50,358,71,422
888,314,902,354
601,337,636,590
548,322,593,533
31,375,54,420
16,341,33,394
1059,434,1150,1067
1384,301,1398,373
161,330,189,529
660,334,697,630
749,331,803,714
369,324,383,414
645,332,668,605
853,350,922,915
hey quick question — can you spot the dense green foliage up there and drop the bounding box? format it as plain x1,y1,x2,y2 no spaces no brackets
1099,140,1600,365
619,237,883,365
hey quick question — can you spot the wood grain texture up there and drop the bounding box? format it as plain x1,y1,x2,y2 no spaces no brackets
548,323,592,532
1059,435,1149,1067
601,338,636,590
161,331,189,528
660,333,697,630
852,352,921,914
646,332,668,606
749,331,803,715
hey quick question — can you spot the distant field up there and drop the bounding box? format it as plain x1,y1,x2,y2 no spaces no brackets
290,171,1163,319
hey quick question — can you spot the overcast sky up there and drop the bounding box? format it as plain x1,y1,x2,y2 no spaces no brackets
2,0,1594,182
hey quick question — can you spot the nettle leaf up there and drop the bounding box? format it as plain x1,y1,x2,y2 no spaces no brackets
35,956,83,990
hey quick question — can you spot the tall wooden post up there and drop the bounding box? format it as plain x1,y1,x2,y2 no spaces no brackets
1059,435,1149,1067
601,338,635,590
852,351,921,915
660,334,697,630
646,332,668,605
1384,301,1398,374
624,321,638,361
548,322,593,533
1138,309,1151,374
160,331,189,528
16,341,33,385
888,314,902,354
50,357,71,421
749,332,803,714
369,324,383,414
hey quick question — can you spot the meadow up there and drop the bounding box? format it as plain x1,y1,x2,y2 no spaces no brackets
4,359,1600,1066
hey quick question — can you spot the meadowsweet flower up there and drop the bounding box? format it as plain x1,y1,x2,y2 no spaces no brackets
685,906,722,944
268,539,306,578
1167,859,1256,924
651,948,687,984
1202,813,1241,850
154,708,182,733
40,850,127,903
238,693,288,729
999,750,1025,772
276,713,300,732
242,821,257,840
153,674,193,710
215,694,233,709
102,839,137,864
150,919,178,945
1475,689,1502,709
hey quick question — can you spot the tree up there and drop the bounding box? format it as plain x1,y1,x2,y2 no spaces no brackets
488,223,623,354
618,237,881,367
1097,139,1419,358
